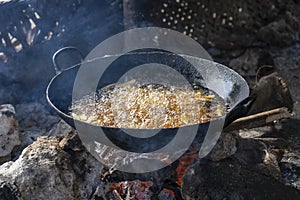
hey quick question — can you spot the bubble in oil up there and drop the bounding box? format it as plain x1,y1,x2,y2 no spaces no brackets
70,80,227,129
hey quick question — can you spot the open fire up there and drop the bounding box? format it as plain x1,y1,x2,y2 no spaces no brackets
1,1,300,200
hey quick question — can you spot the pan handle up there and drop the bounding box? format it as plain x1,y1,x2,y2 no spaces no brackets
52,46,84,74
224,94,256,128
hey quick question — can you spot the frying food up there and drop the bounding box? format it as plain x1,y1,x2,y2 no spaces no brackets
70,80,227,129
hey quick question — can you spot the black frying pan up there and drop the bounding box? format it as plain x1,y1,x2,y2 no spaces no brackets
46,47,250,154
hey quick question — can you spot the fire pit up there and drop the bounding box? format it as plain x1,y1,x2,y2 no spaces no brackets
0,1,300,199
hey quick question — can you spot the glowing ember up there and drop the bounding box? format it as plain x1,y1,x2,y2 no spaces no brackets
176,150,199,186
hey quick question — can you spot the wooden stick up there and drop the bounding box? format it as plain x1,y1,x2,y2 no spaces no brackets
224,107,292,132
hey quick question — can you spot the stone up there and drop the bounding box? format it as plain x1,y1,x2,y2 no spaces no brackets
229,49,274,78
233,138,282,180
273,44,300,117
233,138,269,164
207,133,237,162
90,183,106,200
182,136,289,199
47,120,73,137
258,16,299,47
0,104,21,164
15,102,59,134
0,132,104,200
13,102,60,157
158,188,176,200
181,158,300,200
238,127,273,138
0,181,22,200
254,138,289,149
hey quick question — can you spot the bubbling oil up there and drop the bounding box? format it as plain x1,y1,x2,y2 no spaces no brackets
70,80,227,129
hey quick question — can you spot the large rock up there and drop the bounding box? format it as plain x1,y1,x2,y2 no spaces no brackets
207,133,237,162
13,102,60,155
0,104,21,164
0,133,104,200
181,137,299,199
0,181,22,200
47,120,73,137
181,158,300,200
229,48,274,79
15,102,59,135
258,12,299,47
233,138,282,180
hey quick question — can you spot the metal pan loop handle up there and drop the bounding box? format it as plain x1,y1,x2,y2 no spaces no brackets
52,46,84,74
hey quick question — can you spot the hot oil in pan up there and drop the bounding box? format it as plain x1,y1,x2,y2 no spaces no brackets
70,80,228,129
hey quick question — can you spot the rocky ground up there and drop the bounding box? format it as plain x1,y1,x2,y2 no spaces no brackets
238,43,300,190
0,0,300,199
